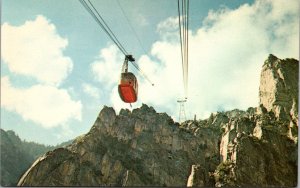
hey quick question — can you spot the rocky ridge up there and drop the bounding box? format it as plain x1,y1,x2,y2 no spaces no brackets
18,55,298,187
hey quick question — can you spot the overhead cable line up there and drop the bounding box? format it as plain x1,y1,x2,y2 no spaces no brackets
116,0,148,56
187,0,189,92
131,61,154,86
177,0,184,86
79,0,154,86
177,0,189,99
79,0,128,55
87,0,128,54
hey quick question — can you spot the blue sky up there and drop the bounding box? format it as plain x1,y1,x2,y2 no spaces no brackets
1,0,298,145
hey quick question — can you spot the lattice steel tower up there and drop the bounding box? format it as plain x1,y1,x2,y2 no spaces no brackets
177,99,187,123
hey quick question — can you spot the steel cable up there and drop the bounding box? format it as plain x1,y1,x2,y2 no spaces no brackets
177,0,189,99
79,0,154,86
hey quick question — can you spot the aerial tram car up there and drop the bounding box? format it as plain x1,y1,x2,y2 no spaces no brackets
118,55,138,103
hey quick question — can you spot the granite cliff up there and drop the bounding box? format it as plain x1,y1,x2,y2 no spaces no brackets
18,55,298,187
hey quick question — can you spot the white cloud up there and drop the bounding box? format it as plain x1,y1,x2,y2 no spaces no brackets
156,16,183,42
1,76,82,128
1,15,82,128
1,15,73,86
157,17,178,35
137,43,183,108
82,83,101,99
91,45,123,88
91,0,298,120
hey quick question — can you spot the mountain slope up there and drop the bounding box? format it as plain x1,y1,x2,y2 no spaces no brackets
0,129,72,186
1,130,33,186
17,55,298,187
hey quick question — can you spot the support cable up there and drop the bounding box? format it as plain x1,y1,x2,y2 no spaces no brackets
177,0,189,99
79,0,128,55
186,0,189,95
87,0,128,54
116,0,148,55
79,0,154,86
131,61,154,86
177,0,185,90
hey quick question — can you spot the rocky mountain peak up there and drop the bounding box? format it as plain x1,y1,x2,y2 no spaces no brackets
17,55,298,187
264,54,279,65
259,54,298,141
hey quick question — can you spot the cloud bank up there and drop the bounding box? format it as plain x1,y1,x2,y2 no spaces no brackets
2,15,73,86
91,45,123,88
95,0,298,120
1,15,82,127
82,83,101,100
1,77,82,128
